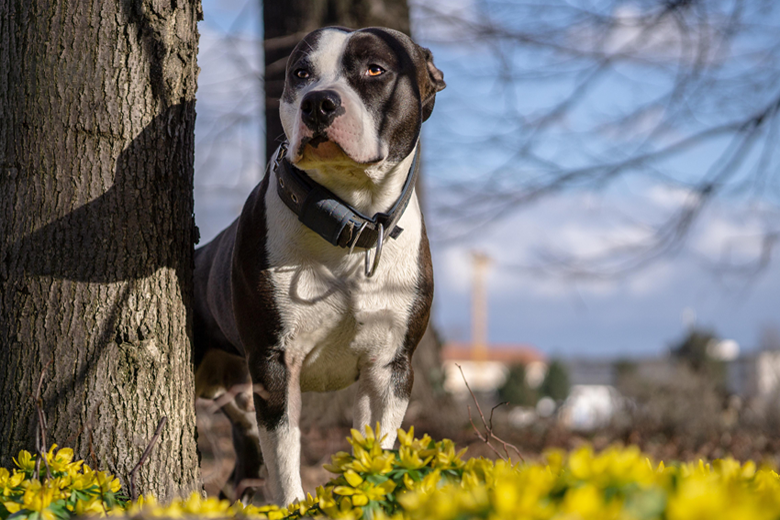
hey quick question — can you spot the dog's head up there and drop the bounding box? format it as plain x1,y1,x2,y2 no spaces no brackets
280,27,445,175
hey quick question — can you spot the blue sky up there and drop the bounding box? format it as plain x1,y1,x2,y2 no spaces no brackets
194,0,780,359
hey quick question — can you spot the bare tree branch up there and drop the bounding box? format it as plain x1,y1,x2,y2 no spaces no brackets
418,0,780,277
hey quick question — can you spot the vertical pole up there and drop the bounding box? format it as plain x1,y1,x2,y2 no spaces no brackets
471,252,491,361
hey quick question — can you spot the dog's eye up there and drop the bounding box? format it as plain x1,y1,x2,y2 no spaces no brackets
295,69,310,79
366,65,385,77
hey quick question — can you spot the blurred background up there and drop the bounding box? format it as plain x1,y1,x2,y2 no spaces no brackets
193,0,780,499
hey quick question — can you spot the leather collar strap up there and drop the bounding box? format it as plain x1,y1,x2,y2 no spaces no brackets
274,142,420,250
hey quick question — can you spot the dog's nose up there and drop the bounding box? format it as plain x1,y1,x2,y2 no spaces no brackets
300,90,342,131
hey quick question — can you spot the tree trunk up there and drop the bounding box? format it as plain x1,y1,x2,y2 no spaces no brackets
263,0,452,433
0,0,202,499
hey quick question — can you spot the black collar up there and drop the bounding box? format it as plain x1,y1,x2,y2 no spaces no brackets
274,142,420,250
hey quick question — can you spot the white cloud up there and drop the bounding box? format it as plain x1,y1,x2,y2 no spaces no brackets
646,184,699,211
692,213,767,261
410,0,479,43
433,182,780,307
570,4,728,65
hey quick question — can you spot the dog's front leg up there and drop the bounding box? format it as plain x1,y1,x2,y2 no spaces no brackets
247,350,305,506
353,352,413,449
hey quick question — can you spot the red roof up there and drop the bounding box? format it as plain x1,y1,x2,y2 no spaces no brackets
442,342,546,364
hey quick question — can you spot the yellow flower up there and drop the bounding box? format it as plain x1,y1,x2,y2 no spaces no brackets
348,423,387,452
46,445,77,474
334,479,396,508
288,491,317,516
397,425,435,453
562,483,618,519
345,450,396,475
324,451,353,474
94,471,121,494
427,439,466,470
397,426,415,448
21,480,61,520
74,495,108,516
345,470,364,488
13,451,36,473
0,468,25,496
12,430,780,520
418,469,442,494
180,491,233,517
396,446,432,470
402,472,416,490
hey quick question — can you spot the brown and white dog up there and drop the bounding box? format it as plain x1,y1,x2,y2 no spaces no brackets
192,27,445,505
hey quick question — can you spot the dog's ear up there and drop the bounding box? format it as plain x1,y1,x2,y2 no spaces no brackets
420,47,445,122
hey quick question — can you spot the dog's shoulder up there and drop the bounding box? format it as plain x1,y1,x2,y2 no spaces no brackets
230,171,284,354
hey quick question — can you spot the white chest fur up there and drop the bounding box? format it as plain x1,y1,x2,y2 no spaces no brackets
262,168,423,393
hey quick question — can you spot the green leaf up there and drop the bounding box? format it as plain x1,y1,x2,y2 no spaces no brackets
73,491,91,502
443,469,461,479
624,487,667,520
387,469,407,479
47,503,70,520
7,509,31,520
365,474,389,485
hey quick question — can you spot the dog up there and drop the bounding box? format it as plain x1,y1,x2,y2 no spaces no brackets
192,26,445,506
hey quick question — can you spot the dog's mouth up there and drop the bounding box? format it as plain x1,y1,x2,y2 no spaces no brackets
296,134,344,161
293,134,383,166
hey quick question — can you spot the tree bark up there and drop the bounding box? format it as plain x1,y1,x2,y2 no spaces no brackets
0,0,202,499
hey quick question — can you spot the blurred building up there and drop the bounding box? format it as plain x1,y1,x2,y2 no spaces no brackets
728,350,780,407
559,385,624,431
441,342,546,397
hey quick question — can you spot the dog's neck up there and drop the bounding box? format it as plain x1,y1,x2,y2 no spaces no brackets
292,146,418,217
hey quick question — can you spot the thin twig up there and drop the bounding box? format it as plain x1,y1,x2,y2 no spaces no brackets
489,401,512,459
489,401,508,431
33,358,54,480
456,363,524,462
128,416,167,501
466,404,508,461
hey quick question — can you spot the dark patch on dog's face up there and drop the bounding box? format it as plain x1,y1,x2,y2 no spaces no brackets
341,29,420,162
280,27,445,166
281,27,347,105
303,133,332,152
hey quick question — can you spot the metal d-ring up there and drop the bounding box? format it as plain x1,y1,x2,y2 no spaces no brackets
348,221,369,256
364,223,384,278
